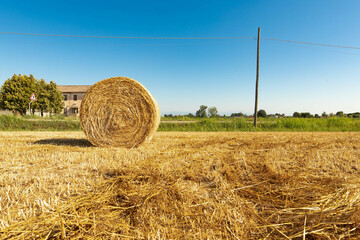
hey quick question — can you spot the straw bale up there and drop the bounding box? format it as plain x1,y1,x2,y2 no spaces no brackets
80,77,160,148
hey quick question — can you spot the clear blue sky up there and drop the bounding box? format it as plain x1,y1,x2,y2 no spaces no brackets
0,0,359,115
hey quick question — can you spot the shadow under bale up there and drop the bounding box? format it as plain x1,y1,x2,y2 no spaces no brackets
34,138,94,147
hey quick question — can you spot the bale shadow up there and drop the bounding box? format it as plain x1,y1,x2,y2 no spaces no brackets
34,138,94,147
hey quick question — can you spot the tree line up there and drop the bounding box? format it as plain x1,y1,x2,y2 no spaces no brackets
292,111,360,118
164,106,360,119
0,74,64,116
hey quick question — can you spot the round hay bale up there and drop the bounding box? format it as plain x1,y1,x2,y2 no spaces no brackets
80,77,160,148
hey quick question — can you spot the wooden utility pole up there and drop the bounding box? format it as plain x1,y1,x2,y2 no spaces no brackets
254,27,261,127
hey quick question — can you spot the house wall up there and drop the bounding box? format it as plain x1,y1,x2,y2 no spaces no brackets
62,92,87,115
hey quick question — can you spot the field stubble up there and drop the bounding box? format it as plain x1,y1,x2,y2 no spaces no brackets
0,131,360,239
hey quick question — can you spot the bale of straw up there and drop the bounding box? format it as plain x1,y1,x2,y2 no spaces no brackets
80,77,160,148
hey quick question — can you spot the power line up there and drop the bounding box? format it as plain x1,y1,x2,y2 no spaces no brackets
262,37,360,50
0,32,254,40
1,31,360,50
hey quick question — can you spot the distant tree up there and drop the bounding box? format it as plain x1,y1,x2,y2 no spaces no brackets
352,112,360,118
208,107,218,118
0,74,36,115
336,111,344,117
293,112,301,118
301,112,313,118
321,112,328,118
196,105,208,118
257,109,267,118
231,112,245,117
314,114,320,118
187,113,194,117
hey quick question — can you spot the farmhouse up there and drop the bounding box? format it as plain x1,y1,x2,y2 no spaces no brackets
58,85,92,115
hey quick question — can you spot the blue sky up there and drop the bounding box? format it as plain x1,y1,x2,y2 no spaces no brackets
0,0,359,115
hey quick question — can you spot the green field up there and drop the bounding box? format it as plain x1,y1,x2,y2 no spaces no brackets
1,115,360,131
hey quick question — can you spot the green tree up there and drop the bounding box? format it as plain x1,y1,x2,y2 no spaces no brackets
231,112,245,117
352,112,360,118
257,109,267,118
0,74,36,115
208,107,218,118
336,111,344,117
0,74,64,116
196,105,208,118
301,112,313,118
33,79,50,116
293,112,301,118
47,81,65,115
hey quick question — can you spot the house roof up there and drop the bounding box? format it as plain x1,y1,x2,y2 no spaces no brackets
58,85,92,93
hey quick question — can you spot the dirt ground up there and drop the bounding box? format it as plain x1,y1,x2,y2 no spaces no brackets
0,131,360,239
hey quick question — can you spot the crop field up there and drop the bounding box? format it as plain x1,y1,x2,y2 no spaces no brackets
0,131,360,239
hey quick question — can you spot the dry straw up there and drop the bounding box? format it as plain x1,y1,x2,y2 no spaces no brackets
1,132,360,239
80,77,160,148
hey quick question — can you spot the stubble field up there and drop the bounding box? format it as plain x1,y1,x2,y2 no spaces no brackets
0,131,360,239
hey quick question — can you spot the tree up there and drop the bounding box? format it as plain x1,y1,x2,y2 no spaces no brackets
336,111,344,117
47,81,64,115
0,74,36,115
293,112,301,118
352,112,360,118
208,107,218,118
0,74,64,116
322,112,328,118
33,79,50,116
231,112,245,117
257,109,267,118
301,112,313,118
196,105,207,118
0,90,3,110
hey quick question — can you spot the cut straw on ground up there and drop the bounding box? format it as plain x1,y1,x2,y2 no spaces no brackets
0,131,359,239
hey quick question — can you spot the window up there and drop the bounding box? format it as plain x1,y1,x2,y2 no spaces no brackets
73,95,77,101
63,95,67,101
72,108,78,114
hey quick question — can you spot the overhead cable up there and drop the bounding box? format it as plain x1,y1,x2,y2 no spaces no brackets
262,37,360,50
1,31,360,50
0,32,254,40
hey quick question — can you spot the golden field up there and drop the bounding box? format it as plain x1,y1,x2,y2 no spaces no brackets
0,131,360,239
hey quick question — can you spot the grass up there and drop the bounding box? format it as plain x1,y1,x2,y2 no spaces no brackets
0,131,359,239
0,115,81,131
1,115,360,131
159,117,360,131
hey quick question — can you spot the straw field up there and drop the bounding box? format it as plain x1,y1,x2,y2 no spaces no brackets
0,131,359,239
